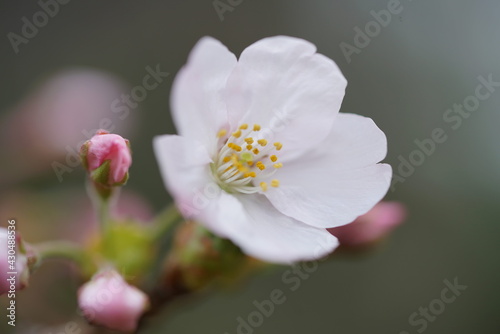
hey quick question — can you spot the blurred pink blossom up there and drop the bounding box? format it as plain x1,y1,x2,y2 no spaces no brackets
328,201,406,248
78,269,149,332
0,69,135,183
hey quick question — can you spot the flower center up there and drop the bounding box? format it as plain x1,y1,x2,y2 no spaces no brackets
211,123,283,194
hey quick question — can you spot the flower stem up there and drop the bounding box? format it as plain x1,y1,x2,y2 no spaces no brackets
143,203,183,291
151,203,183,240
36,241,87,266
86,180,115,232
98,198,110,231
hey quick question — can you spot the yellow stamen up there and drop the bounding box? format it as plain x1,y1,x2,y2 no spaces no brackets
256,162,266,170
214,124,286,193
257,139,268,146
260,182,268,191
238,164,248,173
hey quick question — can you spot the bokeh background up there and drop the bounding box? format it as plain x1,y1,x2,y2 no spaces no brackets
1,0,499,333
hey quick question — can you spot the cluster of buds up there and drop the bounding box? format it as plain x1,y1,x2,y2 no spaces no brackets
77,131,151,331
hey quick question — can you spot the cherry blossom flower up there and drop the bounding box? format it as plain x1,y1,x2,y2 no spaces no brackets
154,36,392,263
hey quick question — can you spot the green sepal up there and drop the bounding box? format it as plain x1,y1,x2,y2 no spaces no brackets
79,141,90,170
91,160,111,185
95,219,156,284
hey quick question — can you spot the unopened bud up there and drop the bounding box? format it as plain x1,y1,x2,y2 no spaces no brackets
1,228,32,295
80,130,132,187
328,201,407,248
78,269,149,332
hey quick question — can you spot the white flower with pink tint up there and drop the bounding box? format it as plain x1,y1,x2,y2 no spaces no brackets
78,269,149,332
154,36,392,263
81,131,132,186
328,201,407,247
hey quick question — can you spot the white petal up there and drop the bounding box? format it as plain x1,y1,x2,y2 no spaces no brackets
201,193,338,264
153,135,213,215
225,36,347,161
171,37,237,153
301,113,389,170
264,113,392,228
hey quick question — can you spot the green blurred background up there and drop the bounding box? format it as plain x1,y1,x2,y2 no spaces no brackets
1,0,499,333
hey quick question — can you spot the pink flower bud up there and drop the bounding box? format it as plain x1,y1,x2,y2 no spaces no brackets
81,131,132,186
328,201,407,248
78,269,149,332
0,228,30,295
